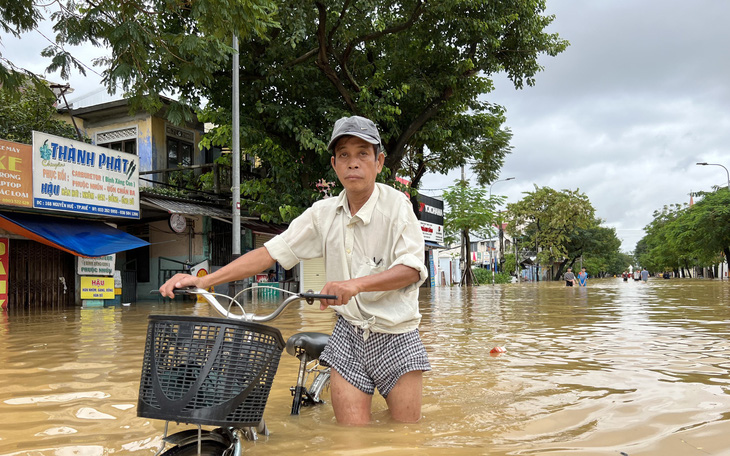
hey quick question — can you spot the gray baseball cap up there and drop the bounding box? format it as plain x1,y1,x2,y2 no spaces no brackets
327,116,382,153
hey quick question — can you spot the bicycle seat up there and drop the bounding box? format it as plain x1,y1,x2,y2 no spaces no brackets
286,332,330,359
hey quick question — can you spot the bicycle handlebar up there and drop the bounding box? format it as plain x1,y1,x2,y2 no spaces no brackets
171,286,338,322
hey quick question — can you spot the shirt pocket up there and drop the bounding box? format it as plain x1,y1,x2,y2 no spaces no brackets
353,256,388,303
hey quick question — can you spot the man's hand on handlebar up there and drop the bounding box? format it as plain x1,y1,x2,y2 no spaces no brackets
159,273,203,299
318,280,358,310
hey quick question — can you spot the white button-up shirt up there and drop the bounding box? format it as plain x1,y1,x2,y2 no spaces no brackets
264,183,428,335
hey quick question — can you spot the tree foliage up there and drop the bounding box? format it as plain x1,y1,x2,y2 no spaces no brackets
2,0,567,222
1,0,278,118
442,180,503,285
0,0,45,92
505,185,595,279
637,188,730,277
0,76,84,143
559,218,622,278
200,0,567,221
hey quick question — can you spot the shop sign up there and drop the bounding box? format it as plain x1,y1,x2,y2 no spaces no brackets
0,139,33,208
32,131,140,218
77,254,115,276
191,260,210,303
421,220,444,243
80,276,115,299
0,238,8,309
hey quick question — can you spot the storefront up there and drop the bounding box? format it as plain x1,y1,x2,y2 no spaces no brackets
0,134,148,309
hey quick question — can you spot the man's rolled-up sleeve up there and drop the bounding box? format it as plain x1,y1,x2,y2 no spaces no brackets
264,207,323,270
390,219,428,288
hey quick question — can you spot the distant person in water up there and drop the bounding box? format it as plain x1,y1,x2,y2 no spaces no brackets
577,267,588,287
564,267,575,287
641,267,649,283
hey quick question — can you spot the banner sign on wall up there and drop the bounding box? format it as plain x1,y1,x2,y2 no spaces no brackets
80,276,115,299
420,220,444,244
77,254,115,276
32,131,140,218
0,238,8,309
0,139,33,208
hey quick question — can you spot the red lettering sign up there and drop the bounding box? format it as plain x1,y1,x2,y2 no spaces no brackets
0,238,8,309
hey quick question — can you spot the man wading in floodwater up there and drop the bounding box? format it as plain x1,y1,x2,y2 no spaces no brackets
160,116,431,425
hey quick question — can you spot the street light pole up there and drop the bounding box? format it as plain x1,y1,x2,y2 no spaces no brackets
696,162,730,189
488,177,515,200
488,177,515,285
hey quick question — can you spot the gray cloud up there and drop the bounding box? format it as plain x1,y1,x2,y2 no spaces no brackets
425,0,730,252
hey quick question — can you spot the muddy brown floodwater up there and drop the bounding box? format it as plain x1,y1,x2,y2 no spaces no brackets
1,278,730,455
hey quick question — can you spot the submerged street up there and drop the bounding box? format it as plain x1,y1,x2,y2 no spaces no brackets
1,279,730,455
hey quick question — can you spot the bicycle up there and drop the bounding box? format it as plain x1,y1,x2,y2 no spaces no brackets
139,286,335,455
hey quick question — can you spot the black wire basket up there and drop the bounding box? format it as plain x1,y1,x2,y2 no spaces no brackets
137,315,285,427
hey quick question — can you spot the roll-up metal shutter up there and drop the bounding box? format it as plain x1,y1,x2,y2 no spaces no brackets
254,233,274,250
301,257,326,293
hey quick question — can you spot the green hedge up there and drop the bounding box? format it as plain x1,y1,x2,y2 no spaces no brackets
472,268,513,285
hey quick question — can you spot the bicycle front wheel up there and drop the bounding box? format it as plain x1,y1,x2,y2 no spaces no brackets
161,441,230,456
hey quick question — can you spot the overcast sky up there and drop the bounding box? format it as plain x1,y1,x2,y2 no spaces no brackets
4,1,730,252
423,0,730,252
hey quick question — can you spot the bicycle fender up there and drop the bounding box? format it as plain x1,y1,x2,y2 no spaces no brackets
163,428,229,447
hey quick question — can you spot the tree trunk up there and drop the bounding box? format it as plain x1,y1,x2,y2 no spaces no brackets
461,228,475,286
555,259,569,281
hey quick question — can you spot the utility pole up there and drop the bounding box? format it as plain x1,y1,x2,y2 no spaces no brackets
515,236,519,282
488,177,514,285
230,34,241,295
460,165,467,286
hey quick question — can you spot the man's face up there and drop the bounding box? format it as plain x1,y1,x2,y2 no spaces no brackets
331,136,384,196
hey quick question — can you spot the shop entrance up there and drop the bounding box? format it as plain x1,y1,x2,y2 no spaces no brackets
8,240,76,310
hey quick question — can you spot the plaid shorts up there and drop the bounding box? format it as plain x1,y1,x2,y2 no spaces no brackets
319,316,431,397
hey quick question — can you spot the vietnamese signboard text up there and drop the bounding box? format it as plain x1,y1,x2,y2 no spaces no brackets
77,254,115,276
0,139,33,208
80,276,115,299
32,132,140,218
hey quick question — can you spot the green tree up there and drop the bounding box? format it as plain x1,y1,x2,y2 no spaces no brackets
0,0,45,92
605,251,635,277
199,0,567,221
684,188,730,271
638,204,688,276
560,219,622,278
0,76,83,143
3,1,566,221
638,190,730,279
505,185,595,281
2,0,278,119
442,181,502,286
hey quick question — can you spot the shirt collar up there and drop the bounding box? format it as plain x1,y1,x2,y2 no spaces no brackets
336,183,381,225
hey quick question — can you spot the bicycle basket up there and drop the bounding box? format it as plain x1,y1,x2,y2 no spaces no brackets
137,315,285,426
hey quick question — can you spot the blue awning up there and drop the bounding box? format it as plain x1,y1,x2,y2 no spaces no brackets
425,241,446,249
0,211,149,257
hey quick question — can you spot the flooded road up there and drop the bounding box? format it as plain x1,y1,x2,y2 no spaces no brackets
1,279,730,455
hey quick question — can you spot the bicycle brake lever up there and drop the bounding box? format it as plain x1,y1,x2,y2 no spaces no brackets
148,286,198,296
172,286,199,295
